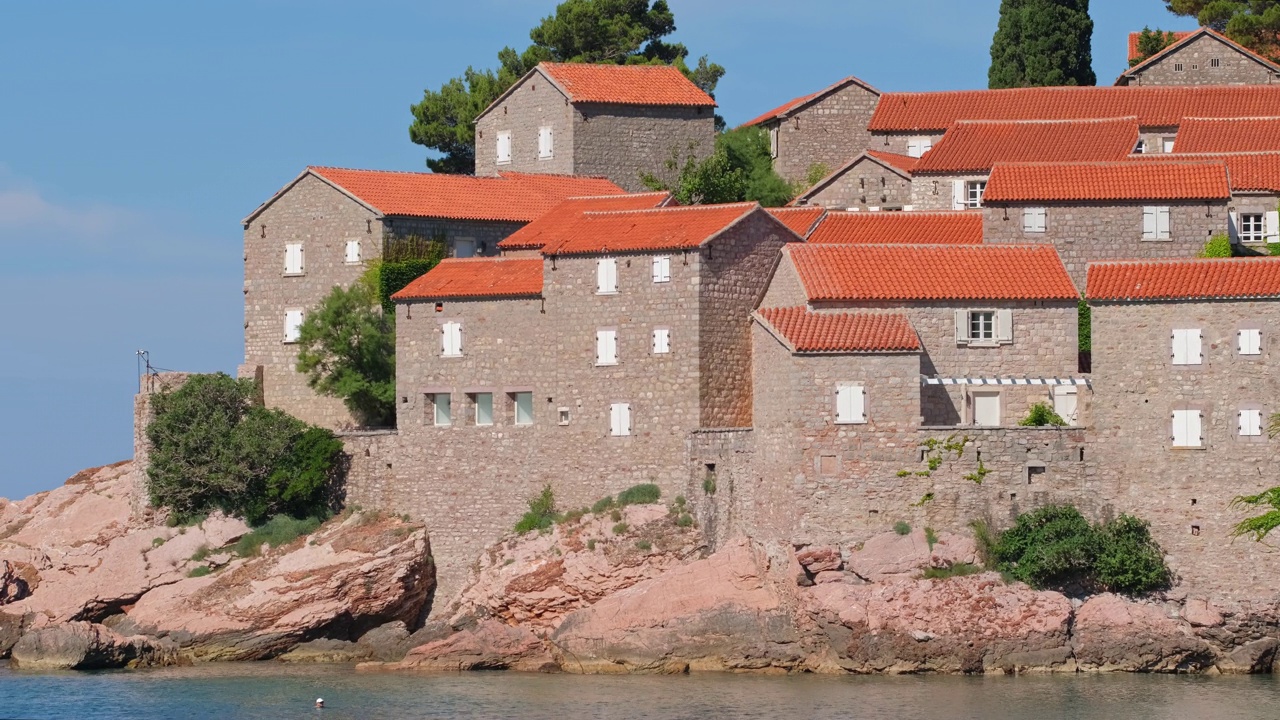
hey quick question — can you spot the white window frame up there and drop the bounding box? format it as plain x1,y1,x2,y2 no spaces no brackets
1172,408,1202,448
652,255,671,283
1162,137,1176,153
473,392,494,426
512,391,534,426
965,180,986,209
1172,328,1203,366
496,130,512,165
1023,207,1047,233
653,327,670,354
610,402,632,437
596,258,618,294
769,125,779,159
1239,328,1262,356
538,126,554,159
1143,206,1171,240
283,309,304,344
835,384,866,425
1239,408,1263,437
284,243,304,275
955,309,1012,346
1240,213,1265,244
907,136,933,159
1267,210,1280,243
431,393,452,427
441,321,462,358
1134,139,1146,154
344,239,362,264
596,328,618,366
970,310,995,342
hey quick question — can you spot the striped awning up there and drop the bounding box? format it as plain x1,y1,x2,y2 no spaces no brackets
922,376,1090,387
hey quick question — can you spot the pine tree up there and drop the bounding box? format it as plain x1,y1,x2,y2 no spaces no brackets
989,0,1096,88
1130,27,1180,66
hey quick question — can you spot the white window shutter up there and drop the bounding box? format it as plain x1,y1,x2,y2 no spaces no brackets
596,330,617,365
652,256,670,283
836,386,853,424
653,328,670,354
1157,207,1171,238
996,309,1014,343
1190,328,1202,364
1191,410,1203,446
952,180,966,210
1172,330,1188,365
1229,211,1241,244
284,310,303,342
852,386,866,423
1143,207,1157,238
597,259,618,293
608,258,618,291
345,240,361,263
1267,211,1280,243
1241,409,1263,436
1240,328,1262,355
923,138,933,154
621,403,631,435
907,138,922,158
954,309,970,344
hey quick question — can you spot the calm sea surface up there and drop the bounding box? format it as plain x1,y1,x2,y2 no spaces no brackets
1,663,1278,720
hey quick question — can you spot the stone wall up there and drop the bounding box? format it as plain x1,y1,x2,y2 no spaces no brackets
1125,34,1280,86
872,132,944,158
572,103,715,192
911,174,989,211
383,217,519,259
474,67,575,178
772,83,881,184
982,201,1227,287
798,158,913,210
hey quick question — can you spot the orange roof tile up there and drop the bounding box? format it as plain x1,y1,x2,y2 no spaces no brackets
539,62,716,107
298,167,624,223
865,150,920,175
1121,28,1280,82
787,244,1077,302
498,192,673,250
869,85,1280,133
757,306,920,353
740,76,879,128
1173,118,1280,153
1128,30,1195,63
912,118,1140,174
807,211,982,245
1134,152,1280,192
766,207,827,238
391,258,544,301
541,203,770,255
983,161,1230,202
1087,257,1280,301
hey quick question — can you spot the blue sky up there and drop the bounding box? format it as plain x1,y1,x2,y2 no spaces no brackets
0,0,1196,500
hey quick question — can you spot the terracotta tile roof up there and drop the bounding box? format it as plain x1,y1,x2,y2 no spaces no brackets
787,244,1078,302
868,85,1280,133
983,161,1231,202
1174,117,1280,153
807,211,982,245
1132,152,1280,192
912,118,1140,174
1121,28,1280,82
301,167,624,222
757,306,920,353
539,62,716,107
766,207,827,238
1087,257,1280,301
1128,31,1195,63
541,203,769,256
497,192,673,250
740,76,879,128
865,150,920,175
391,258,544,301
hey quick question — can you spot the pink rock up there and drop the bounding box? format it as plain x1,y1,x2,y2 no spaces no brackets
813,571,846,584
0,560,38,604
929,533,978,568
1183,597,1224,628
797,546,842,573
1074,594,1212,672
846,531,931,582
393,619,553,672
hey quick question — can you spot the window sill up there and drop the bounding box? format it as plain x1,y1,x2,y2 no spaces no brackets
1140,237,1172,242
596,291,618,296
475,423,494,428
835,421,867,426
595,362,618,367
653,279,670,284
512,423,533,428
538,155,554,161
343,261,364,266
965,341,1000,348
441,353,463,359
283,272,305,278
1171,445,1206,451
282,340,299,345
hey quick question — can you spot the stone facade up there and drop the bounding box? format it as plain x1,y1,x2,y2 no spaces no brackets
982,202,1227,287
1120,33,1280,87
911,174,990,211
767,80,882,184
795,155,913,210
872,132,945,158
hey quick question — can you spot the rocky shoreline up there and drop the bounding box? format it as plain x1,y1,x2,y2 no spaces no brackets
3,462,1278,674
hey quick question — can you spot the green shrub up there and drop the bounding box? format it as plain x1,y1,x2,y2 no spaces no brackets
893,521,912,536
612,522,629,535
559,507,588,525
924,527,939,550
922,563,983,580
1019,402,1067,427
703,476,716,495
591,496,615,514
151,537,165,548
970,519,998,568
1094,515,1170,594
674,495,686,508
610,509,623,522
1269,243,1280,257
514,484,558,534
377,236,447,313
676,513,694,528
617,483,661,506
234,515,323,558
190,545,212,562
188,566,212,578
586,538,596,551
635,540,652,551
1078,297,1091,353
1198,233,1233,258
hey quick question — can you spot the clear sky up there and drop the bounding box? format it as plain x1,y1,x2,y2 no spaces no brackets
0,0,1197,500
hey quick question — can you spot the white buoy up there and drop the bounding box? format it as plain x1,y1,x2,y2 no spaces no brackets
316,698,325,708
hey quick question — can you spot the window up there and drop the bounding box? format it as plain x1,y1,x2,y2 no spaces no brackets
538,126,554,159
431,393,452,426
441,321,462,357
955,309,1012,345
610,403,632,436
1239,328,1262,356
966,180,986,208
1143,206,1171,240
1211,57,1221,68
1053,386,1078,426
769,125,779,159
344,240,361,264
652,255,671,283
1240,213,1265,244
1023,207,1047,233
284,243,304,275
907,136,933,158
970,311,995,341
835,384,866,425
1172,408,1202,448
1240,408,1263,437
1171,328,1203,365
653,327,670,354
1134,139,1146,154
596,329,618,365
1174,62,1185,72
473,393,493,426
558,407,571,425
512,392,533,425
283,309,303,343
454,238,476,258
1162,137,1175,153
972,391,1001,427
496,131,512,164
596,258,618,294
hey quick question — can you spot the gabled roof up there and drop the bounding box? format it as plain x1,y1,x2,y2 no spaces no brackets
912,118,1140,174
243,167,624,225
756,306,920,353
793,151,918,206
497,192,674,251
1174,117,1280,153
765,207,828,238
477,62,715,121
1087,257,1280,302
983,161,1231,203
1131,152,1280,193
740,76,880,128
1118,28,1280,85
1128,31,1196,63
807,211,982,245
866,150,920,175
786,244,1077,302
391,258,544,301
868,85,1280,133
541,203,788,256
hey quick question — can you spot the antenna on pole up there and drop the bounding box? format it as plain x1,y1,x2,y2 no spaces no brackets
136,350,154,394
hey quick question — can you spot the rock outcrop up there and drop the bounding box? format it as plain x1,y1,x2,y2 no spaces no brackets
9,621,178,670
1073,594,1214,672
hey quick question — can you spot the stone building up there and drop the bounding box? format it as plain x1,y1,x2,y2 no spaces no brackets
1117,28,1280,87
908,118,1140,211
357,203,799,594
1087,257,1280,597
496,191,674,257
240,166,622,429
792,151,917,210
740,76,882,184
806,210,982,246
473,62,717,192
981,161,1232,286
1133,152,1280,251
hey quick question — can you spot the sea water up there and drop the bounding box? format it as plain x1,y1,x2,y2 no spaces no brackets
2,663,1278,719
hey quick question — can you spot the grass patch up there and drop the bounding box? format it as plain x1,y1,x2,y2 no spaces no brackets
893,521,912,536
635,540,652,551
924,527,939,550
190,545,212,562
188,566,213,578
610,509,623,522
922,563,983,580
676,513,694,528
617,483,661,507
559,507,589,525
587,538,596,551
591,496,615,514
166,512,208,529
514,484,558,534
612,522,629,535
151,537,166,548
233,515,323,558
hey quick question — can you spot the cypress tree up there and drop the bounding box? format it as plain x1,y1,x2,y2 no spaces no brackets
989,0,1096,88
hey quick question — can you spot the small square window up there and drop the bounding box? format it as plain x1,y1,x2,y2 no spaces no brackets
1211,57,1221,68
966,180,986,208
558,407,571,426
1240,408,1263,437
969,311,995,341
1134,139,1146,154
652,255,671,283
344,240,361,264
1023,207,1046,233
1161,137,1175,153
1174,62,1185,72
